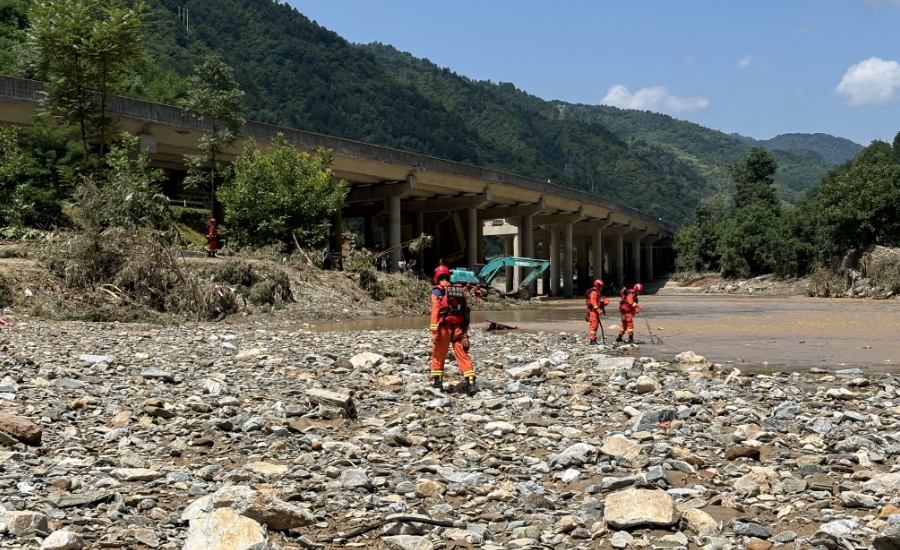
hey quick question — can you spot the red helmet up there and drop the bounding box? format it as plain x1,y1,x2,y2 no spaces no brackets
209,218,216,224
593,279,604,290
433,266,451,284
633,283,644,294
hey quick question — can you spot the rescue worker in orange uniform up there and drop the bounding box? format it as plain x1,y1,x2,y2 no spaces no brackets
430,266,477,395
585,279,609,345
616,283,643,343
205,219,218,258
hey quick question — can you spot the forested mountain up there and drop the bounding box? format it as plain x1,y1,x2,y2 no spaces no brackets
554,104,838,204
731,133,863,165
0,0,859,223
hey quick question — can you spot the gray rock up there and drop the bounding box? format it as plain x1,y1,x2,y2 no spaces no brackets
550,443,598,468
732,520,771,538
604,488,678,528
182,508,269,550
806,417,834,435
141,367,174,382
632,409,678,432
39,530,84,550
874,524,900,550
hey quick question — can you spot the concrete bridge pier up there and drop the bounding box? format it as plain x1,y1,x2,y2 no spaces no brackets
388,195,402,270
632,235,642,285
550,225,560,296
615,234,625,290
466,207,478,270
563,223,574,298
540,234,550,295
520,215,535,297
643,234,660,281
592,227,603,284
576,234,587,292
330,209,342,265
504,237,515,293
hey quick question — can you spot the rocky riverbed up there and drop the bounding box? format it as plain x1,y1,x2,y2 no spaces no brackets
1,320,900,550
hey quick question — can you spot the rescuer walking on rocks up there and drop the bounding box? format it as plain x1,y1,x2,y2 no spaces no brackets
430,266,477,395
616,283,643,344
585,279,609,345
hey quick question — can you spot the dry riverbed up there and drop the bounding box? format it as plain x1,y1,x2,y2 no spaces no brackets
1,320,900,550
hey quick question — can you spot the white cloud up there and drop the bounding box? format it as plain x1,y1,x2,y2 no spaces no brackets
860,0,900,9
834,57,900,106
737,55,753,69
601,85,709,114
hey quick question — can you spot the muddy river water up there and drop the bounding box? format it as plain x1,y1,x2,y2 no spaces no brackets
312,295,900,374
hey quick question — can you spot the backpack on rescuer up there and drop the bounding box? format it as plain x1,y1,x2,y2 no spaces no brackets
584,287,609,310
435,284,470,326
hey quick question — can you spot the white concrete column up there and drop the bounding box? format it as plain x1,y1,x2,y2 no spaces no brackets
388,196,401,270
632,236,642,285
466,207,478,270
521,215,535,296
576,234,587,291
550,225,560,297
512,234,521,288
504,237,514,293
592,227,603,283
563,223,574,298
476,220,484,266
615,234,625,289
540,235,550,296
646,240,654,281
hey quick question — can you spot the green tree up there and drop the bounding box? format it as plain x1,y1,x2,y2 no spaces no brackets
218,135,347,249
730,146,779,209
27,0,148,161
180,54,245,221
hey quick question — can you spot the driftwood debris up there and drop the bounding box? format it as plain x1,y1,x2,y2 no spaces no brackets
305,388,357,419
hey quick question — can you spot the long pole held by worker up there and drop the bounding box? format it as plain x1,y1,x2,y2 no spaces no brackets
644,316,662,345
598,319,606,345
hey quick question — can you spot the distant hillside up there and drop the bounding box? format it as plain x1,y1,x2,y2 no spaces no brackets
561,105,838,204
732,132,863,165
361,43,694,221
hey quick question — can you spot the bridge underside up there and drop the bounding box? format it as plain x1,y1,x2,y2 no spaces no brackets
0,76,675,297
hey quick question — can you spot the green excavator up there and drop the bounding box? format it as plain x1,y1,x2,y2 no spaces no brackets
450,256,549,299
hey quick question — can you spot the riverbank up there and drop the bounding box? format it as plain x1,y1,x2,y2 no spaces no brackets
0,241,533,324
1,319,898,549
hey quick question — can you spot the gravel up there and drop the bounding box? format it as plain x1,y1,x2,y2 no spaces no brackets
0,319,899,549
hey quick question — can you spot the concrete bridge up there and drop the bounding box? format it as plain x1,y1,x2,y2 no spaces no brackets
0,75,675,297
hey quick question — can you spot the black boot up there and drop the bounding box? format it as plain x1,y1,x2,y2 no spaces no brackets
628,336,635,344
615,335,624,343
432,377,443,391
589,339,598,345
466,377,477,396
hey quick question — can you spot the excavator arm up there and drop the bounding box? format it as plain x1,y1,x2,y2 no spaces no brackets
450,256,549,298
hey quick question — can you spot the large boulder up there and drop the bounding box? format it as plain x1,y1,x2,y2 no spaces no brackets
182,508,269,550
549,443,598,468
1,511,48,537
183,486,314,531
0,412,42,446
600,435,642,462
604,488,678,528
39,530,85,550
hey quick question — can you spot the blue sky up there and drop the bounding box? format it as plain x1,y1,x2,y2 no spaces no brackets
287,0,900,146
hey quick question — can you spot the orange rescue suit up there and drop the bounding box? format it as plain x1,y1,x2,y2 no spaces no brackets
430,281,474,381
618,288,641,338
585,288,609,342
